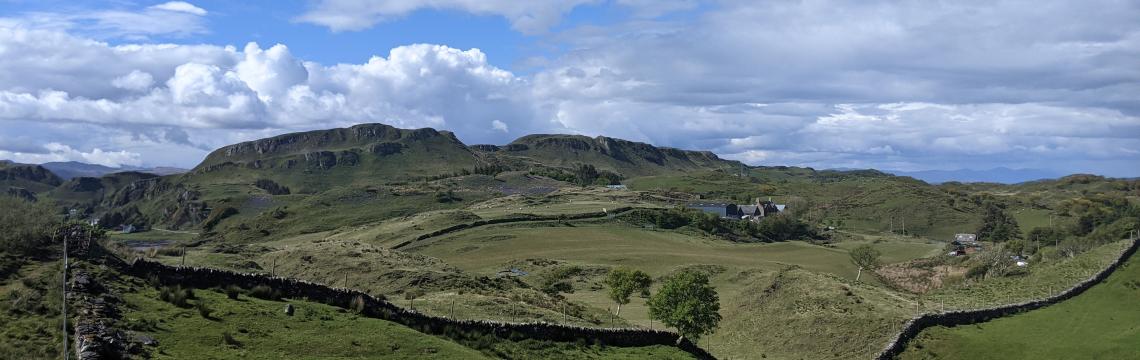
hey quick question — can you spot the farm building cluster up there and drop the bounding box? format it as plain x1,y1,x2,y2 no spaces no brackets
948,233,982,256
688,198,787,222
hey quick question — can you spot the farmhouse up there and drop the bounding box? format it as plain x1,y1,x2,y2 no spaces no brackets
955,233,978,244
689,198,784,221
688,203,739,219
949,233,983,255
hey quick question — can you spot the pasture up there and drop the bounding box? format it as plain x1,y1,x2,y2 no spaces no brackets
900,243,1140,359
407,223,943,281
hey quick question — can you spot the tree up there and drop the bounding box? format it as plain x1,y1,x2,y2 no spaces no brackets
849,244,881,282
977,203,1021,242
0,196,60,256
604,267,652,317
648,271,721,341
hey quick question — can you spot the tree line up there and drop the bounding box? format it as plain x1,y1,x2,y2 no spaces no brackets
622,207,821,243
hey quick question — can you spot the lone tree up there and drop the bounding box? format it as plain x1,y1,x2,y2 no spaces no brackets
604,267,652,317
850,244,881,282
648,271,721,342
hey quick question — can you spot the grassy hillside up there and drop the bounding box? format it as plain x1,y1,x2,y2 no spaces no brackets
0,162,63,196
406,222,941,279
121,284,489,359
402,220,947,359
627,168,983,240
46,172,159,211
484,134,740,178
900,242,1140,360
0,259,65,359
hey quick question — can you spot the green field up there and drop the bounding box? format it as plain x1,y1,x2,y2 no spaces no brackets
121,286,488,359
626,171,984,240
405,222,948,359
408,222,943,280
1010,207,1053,237
0,259,65,359
900,245,1140,360
112,266,695,359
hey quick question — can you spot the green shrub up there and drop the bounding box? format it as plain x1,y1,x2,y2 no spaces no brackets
196,301,213,318
224,285,241,300
155,246,183,257
350,295,366,313
965,263,989,280
146,274,162,288
159,285,193,308
249,285,280,300
0,197,60,256
403,289,425,301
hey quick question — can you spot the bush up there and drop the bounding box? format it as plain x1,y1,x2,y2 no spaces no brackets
539,265,583,295
159,285,193,308
224,285,241,300
141,275,160,289
155,246,183,257
0,197,60,256
196,301,213,318
249,285,280,300
965,263,990,280
434,190,461,203
254,179,290,195
350,295,366,313
403,289,425,301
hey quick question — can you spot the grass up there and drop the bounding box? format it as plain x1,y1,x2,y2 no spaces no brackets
120,281,491,359
919,240,1132,312
117,272,695,359
408,222,942,281
405,221,949,359
626,170,986,241
0,258,65,360
900,243,1140,360
1010,207,1053,237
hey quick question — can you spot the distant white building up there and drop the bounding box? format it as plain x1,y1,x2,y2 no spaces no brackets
955,233,978,243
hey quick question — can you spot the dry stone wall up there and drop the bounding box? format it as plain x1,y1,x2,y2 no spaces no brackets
127,258,715,359
875,237,1140,359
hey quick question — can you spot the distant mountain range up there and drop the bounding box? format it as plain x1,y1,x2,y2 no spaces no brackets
37,161,187,179
882,167,1066,184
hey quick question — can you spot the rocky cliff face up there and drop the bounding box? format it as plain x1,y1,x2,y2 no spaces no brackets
0,163,63,187
6,186,37,202
499,134,738,176
195,123,468,171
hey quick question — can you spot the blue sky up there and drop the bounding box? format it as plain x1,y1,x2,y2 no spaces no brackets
0,0,1137,178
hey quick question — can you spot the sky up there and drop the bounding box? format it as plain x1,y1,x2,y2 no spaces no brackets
0,0,1137,177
